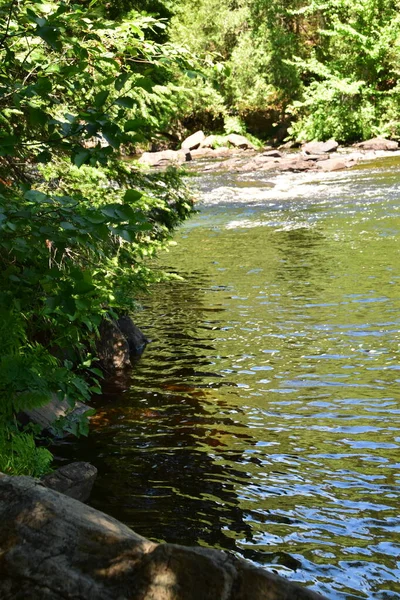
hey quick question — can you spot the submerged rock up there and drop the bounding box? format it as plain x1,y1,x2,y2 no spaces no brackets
0,474,329,600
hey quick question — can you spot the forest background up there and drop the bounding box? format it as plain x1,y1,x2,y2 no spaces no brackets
1,0,399,475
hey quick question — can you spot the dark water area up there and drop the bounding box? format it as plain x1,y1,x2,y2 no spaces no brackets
56,157,400,599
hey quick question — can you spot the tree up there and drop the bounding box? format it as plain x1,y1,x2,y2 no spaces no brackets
0,0,193,473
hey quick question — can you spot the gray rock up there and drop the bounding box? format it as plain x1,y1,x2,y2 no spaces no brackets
302,140,338,155
227,133,256,150
41,462,97,502
181,130,206,150
356,137,399,151
138,149,190,167
0,474,329,600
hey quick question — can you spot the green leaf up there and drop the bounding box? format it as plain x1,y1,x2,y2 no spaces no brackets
24,190,48,203
124,118,147,132
60,221,76,230
94,90,110,109
115,96,136,109
28,107,48,126
36,150,52,163
115,73,130,91
135,77,155,92
124,189,143,203
37,25,62,51
73,150,91,167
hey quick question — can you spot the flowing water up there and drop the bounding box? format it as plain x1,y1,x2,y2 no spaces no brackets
58,156,400,599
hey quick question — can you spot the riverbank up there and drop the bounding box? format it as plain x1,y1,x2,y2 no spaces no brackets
136,133,400,175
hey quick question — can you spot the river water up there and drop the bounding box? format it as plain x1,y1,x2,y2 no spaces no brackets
58,156,400,599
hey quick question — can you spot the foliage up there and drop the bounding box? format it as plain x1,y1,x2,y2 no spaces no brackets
0,0,194,474
0,422,53,477
169,0,400,142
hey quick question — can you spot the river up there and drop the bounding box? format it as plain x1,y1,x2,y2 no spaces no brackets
57,155,400,599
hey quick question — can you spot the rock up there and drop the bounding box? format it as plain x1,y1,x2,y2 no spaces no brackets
138,149,190,168
97,318,131,374
41,462,97,502
97,317,149,375
227,133,256,150
260,149,283,158
301,154,329,162
278,157,316,171
302,140,339,155
21,394,92,436
211,146,232,158
278,140,301,150
317,157,357,171
0,474,329,600
190,147,218,159
199,134,219,148
117,315,149,355
356,137,399,151
181,130,206,150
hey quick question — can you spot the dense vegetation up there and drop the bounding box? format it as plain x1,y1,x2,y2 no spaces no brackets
1,0,399,476
0,0,193,475
169,0,400,142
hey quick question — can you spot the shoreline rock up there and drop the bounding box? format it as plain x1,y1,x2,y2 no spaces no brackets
0,473,329,600
136,136,400,174
97,315,149,376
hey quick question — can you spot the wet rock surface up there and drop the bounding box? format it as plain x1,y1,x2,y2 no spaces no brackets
0,474,329,600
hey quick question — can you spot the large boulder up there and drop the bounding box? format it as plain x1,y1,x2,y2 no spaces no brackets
0,474,329,600
181,130,206,150
227,133,256,150
138,150,190,168
356,137,399,151
41,462,97,502
302,140,338,155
